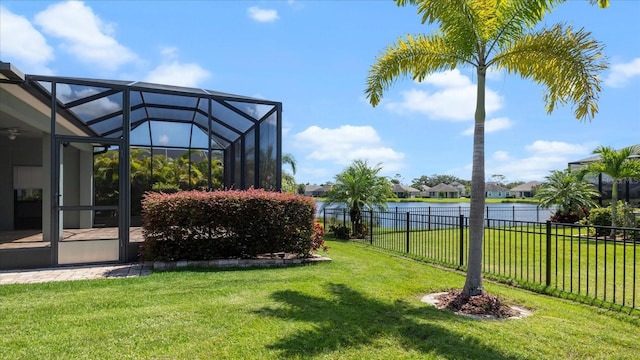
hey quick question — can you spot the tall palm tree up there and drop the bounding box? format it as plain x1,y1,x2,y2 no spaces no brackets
579,145,640,235
366,0,607,296
534,169,600,222
324,160,394,236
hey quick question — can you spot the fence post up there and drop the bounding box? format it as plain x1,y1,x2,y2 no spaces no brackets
323,208,326,230
486,206,490,228
459,214,465,267
369,210,373,245
405,212,410,253
395,207,399,232
428,206,431,231
512,206,515,221
546,220,552,287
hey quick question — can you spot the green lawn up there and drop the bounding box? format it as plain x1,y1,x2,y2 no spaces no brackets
362,224,640,310
1,239,639,359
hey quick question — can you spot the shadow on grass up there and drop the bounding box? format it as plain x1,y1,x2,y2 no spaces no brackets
256,283,517,359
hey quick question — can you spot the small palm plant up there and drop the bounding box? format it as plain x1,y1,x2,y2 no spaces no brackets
578,145,640,236
535,169,600,223
323,160,394,237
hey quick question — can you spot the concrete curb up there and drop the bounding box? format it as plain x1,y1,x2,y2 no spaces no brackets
150,254,332,271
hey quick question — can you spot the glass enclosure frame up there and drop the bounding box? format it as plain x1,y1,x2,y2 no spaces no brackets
23,75,282,266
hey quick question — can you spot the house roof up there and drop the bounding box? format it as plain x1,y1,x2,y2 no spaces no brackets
510,181,541,192
429,183,459,192
485,183,510,192
305,184,331,192
393,184,420,193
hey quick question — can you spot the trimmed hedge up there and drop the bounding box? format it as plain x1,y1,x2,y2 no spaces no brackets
141,189,324,261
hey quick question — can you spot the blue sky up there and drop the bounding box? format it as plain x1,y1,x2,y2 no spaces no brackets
1,1,639,186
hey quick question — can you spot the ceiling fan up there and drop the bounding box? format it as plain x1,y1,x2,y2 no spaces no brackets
1,128,22,140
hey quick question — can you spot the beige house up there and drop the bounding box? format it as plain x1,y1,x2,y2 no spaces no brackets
304,185,332,197
392,184,421,198
510,181,541,198
426,183,461,198
485,183,510,198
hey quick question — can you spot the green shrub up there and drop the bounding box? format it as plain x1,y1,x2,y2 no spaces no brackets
581,202,638,237
330,225,350,240
141,189,323,260
583,207,612,236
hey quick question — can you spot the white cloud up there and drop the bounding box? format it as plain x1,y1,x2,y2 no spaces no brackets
160,46,179,60
247,6,279,22
525,140,589,155
158,134,169,145
33,1,137,71
604,58,640,88
419,69,471,88
0,6,54,74
292,125,405,169
486,140,592,181
64,88,122,117
462,117,512,136
144,47,210,87
385,69,504,121
145,61,210,87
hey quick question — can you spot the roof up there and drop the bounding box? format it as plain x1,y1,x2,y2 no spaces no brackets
510,181,541,192
392,184,420,193
428,183,459,192
568,144,640,165
485,183,510,192
305,184,331,192
3,65,281,150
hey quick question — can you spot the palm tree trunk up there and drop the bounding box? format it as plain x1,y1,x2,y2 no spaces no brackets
463,65,487,296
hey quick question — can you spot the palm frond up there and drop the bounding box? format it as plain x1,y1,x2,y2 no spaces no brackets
366,34,467,106
492,24,607,121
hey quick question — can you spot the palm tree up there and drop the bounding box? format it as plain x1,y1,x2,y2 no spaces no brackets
324,160,394,236
534,169,600,223
282,153,297,194
579,145,640,235
365,0,607,296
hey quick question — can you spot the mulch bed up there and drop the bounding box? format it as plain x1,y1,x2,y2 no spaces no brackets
434,290,520,319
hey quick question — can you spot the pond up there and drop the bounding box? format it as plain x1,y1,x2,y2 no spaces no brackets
315,201,556,223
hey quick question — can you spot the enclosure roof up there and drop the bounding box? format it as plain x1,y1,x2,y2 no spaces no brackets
13,69,281,150
568,144,640,165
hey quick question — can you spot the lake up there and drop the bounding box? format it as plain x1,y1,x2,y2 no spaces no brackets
315,201,556,223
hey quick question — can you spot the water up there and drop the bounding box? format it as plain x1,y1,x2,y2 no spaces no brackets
316,201,555,223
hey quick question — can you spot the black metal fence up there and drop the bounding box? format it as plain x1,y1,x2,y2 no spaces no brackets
321,207,640,312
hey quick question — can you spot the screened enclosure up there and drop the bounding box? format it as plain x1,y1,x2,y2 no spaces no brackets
0,65,282,268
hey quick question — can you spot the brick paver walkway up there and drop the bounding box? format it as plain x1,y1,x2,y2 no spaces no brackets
0,263,152,285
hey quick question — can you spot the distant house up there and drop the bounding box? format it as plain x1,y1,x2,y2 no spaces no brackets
485,183,510,198
418,185,431,198
450,181,467,197
510,181,541,198
427,183,461,198
392,184,421,198
304,184,332,197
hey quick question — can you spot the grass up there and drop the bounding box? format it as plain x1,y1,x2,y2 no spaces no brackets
357,223,640,310
1,239,640,359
